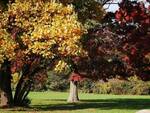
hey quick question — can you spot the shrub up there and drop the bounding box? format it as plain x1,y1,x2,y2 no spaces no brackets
94,82,111,94
45,71,69,91
129,76,150,95
79,76,150,95
108,79,132,95
130,82,150,95
79,79,95,93
31,73,150,95
31,70,48,91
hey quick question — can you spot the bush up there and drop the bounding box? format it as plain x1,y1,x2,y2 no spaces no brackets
93,82,111,94
31,72,150,95
79,79,111,94
128,76,150,95
31,71,70,91
31,70,48,91
130,82,150,95
79,79,95,93
108,79,132,95
79,76,150,95
45,71,69,91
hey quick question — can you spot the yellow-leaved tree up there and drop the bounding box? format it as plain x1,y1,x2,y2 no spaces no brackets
0,29,17,65
0,0,86,107
0,29,18,107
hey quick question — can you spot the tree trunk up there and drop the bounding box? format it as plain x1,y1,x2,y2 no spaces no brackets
14,78,31,106
0,86,13,108
0,0,9,10
67,81,79,102
14,64,40,106
0,61,13,108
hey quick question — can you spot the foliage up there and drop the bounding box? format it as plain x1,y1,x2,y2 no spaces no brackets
38,75,150,95
52,0,106,84
105,0,150,80
54,60,71,74
95,0,112,6
31,71,70,91
130,82,150,95
31,70,48,91
59,0,105,23
45,71,69,91
0,29,17,66
108,79,132,95
72,26,126,81
83,19,101,29
109,78,150,95
7,0,85,58
11,72,20,86
79,79,95,93
78,0,150,81
1,0,86,73
0,0,9,11
93,81,111,94
0,0,86,106
79,77,150,95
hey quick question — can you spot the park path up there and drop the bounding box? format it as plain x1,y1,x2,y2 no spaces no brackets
136,110,150,113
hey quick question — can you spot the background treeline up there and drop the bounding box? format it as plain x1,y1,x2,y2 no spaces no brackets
30,72,150,95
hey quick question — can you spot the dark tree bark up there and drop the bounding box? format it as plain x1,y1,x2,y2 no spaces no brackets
14,79,31,106
14,62,41,106
13,64,32,106
0,61,13,108
0,0,9,10
67,81,79,102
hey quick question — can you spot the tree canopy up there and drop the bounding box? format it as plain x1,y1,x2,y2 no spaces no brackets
0,0,87,106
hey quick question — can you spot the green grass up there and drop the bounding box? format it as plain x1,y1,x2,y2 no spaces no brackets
1,91,150,113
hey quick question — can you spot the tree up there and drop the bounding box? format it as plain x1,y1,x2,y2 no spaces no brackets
81,0,150,81
66,26,127,102
10,0,106,103
67,0,150,102
0,0,85,107
57,0,106,102
113,0,150,80
59,0,105,23
0,29,17,107
78,27,126,79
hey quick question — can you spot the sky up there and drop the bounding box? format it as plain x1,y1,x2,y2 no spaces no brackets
103,0,149,12
104,3,119,12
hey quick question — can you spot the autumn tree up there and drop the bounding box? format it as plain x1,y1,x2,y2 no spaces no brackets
111,0,150,80
44,0,105,103
80,0,150,91
67,0,150,102
0,29,18,107
79,0,150,83
0,0,86,107
8,0,106,103
62,0,106,102
59,0,105,27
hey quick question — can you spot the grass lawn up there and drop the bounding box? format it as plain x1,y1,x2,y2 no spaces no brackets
1,91,150,113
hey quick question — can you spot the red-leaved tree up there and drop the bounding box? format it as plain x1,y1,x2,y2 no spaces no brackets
114,0,150,80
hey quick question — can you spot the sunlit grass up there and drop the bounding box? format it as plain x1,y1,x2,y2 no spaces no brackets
0,91,150,113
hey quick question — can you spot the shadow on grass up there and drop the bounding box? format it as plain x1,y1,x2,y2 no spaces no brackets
31,98,150,111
